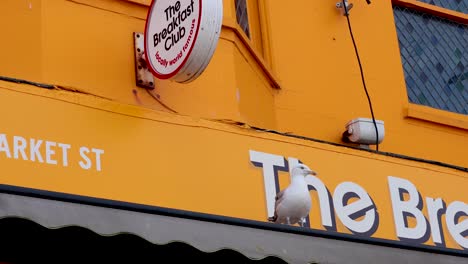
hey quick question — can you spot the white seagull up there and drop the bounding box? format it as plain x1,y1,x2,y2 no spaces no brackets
268,164,316,227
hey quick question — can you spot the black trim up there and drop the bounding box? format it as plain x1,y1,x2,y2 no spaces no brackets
0,184,466,258
0,76,55,89
249,125,467,172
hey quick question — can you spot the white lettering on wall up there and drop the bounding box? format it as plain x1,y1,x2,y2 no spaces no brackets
306,174,335,230
334,182,377,234
79,147,91,170
45,141,57,165
446,201,468,249
30,139,44,163
250,150,375,234
0,133,104,172
249,150,287,218
92,148,104,172
426,197,446,246
58,143,71,167
13,136,28,160
0,134,11,158
388,176,428,241
250,150,467,251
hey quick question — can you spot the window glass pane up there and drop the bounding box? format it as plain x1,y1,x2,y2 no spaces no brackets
417,0,467,14
393,6,468,114
235,0,250,38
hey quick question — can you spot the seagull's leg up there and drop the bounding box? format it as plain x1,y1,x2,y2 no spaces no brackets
286,217,291,225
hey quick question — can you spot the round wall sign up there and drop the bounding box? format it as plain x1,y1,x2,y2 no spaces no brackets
145,0,223,83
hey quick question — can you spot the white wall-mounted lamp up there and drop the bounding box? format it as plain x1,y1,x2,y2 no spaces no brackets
342,118,385,147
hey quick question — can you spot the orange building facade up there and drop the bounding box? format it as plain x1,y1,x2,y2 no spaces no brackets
0,0,466,263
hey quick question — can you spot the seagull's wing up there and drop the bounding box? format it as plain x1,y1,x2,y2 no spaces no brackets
268,189,287,222
275,189,286,206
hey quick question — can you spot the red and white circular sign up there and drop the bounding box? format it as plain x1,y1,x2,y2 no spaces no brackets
145,0,222,83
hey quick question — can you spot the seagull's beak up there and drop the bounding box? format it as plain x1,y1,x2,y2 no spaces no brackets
306,169,317,176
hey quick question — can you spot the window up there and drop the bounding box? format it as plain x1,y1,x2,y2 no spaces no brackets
235,0,250,38
393,2,467,114
233,0,265,57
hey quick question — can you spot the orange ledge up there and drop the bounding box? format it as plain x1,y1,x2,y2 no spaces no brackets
124,0,151,6
392,0,468,24
406,103,468,130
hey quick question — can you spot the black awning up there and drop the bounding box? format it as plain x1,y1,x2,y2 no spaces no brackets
0,184,466,264
0,217,287,263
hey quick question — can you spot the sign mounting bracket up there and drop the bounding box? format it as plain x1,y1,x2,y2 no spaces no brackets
133,32,155,90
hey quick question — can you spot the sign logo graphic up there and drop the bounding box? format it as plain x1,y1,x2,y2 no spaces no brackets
145,0,223,83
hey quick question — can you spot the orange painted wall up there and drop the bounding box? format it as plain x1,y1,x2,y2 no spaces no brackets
0,83,466,250
0,0,466,252
0,0,466,168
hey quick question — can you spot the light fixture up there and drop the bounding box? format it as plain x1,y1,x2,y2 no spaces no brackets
342,118,385,147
